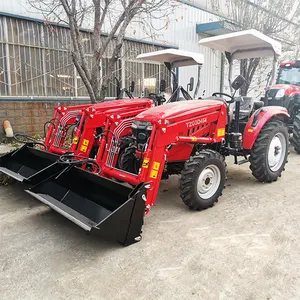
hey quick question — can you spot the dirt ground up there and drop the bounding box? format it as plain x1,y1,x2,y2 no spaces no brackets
1,148,300,300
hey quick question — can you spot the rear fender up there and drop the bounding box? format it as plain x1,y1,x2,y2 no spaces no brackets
243,106,289,150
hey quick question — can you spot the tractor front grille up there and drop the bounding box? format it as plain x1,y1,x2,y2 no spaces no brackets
267,99,285,107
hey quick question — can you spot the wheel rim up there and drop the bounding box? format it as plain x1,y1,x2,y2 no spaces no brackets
267,132,286,172
197,164,221,200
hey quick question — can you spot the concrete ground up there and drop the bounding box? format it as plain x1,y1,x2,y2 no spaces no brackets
1,149,300,300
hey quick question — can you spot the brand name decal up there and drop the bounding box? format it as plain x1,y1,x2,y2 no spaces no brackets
186,118,207,128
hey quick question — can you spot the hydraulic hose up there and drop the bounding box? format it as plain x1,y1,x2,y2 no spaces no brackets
58,153,101,174
13,133,46,149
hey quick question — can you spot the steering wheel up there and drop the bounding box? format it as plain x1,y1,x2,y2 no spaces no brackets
148,93,167,105
148,93,157,98
212,92,234,104
148,93,159,106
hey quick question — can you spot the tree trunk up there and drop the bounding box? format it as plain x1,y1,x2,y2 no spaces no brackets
90,65,102,102
240,59,248,96
239,58,260,96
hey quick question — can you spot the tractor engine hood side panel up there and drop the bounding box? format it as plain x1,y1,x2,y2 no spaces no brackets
134,100,226,124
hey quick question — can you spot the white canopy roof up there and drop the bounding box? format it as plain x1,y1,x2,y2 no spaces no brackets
198,29,282,60
137,49,204,67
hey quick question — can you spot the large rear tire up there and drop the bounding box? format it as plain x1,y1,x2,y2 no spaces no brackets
291,114,300,154
180,150,226,210
249,120,288,182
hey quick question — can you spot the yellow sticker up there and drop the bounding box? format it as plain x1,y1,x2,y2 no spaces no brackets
152,161,160,171
150,170,158,179
248,128,254,133
72,137,79,144
142,158,150,168
191,136,197,142
217,128,225,137
82,139,89,146
80,145,87,152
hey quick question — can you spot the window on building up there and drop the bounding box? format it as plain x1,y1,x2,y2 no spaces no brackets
0,16,171,99
0,43,7,96
102,58,122,97
45,50,75,97
144,63,159,96
125,61,143,97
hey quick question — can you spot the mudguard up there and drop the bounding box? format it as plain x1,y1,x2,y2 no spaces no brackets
243,106,289,150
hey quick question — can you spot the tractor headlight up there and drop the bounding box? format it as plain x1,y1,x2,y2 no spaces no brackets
275,89,285,99
146,125,153,130
131,121,153,150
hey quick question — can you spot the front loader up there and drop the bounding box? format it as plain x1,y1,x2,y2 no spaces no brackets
23,74,289,246
0,98,154,184
0,48,205,185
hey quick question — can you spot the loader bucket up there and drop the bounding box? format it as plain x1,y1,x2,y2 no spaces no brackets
0,144,65,184
25,167,146,246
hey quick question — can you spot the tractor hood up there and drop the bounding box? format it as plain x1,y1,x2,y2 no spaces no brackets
92,98,154,109
266,84,300,97
135,100,225,123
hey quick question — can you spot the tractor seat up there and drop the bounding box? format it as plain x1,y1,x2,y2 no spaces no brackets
204,96,233,124
231,96,254,120
232,97,264,120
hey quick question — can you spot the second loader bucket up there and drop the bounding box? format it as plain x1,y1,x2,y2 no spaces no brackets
0,144,65,184
25,167,146,246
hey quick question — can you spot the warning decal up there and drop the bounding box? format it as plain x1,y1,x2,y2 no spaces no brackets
72,137,79,144
80,145,88,152
149,161,161,179
142,158,150,168
82,139,89,146
217,128,225,137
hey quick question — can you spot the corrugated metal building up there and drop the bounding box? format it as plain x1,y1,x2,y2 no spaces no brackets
0,0,222,100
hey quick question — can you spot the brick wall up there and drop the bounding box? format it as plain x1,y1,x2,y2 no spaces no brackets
0,101,89,138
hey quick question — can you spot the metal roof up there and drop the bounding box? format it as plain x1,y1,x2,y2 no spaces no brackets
198,29,282,59
137,49,204,67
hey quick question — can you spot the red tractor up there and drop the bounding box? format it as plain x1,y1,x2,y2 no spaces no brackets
19,75,289,246
263,61,300,153
0,98,154,183
0,49,204,184
198,29,300,153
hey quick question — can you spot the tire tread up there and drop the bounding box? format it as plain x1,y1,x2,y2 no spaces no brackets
180,150,226,210
249,119,288,182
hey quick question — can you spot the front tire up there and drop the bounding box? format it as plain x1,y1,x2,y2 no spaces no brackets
180,150,226,210
119,145,139,174
291,114,300,154
249,119,288,182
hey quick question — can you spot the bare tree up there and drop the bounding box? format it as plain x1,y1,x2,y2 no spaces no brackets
211,0,300,95
28,0,177,103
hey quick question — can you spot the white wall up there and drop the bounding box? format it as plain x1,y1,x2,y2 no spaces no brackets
125,3,222,96
0,0,44,19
